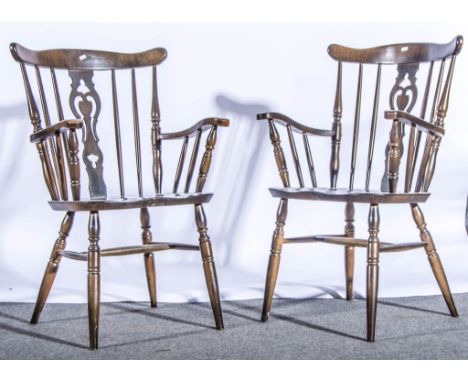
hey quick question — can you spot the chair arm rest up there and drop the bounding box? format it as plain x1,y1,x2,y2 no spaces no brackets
160,117,230,140
384,110,444,137
30,119,83,143
257,112,334,137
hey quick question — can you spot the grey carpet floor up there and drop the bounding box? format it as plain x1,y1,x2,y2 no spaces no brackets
1,293,468,359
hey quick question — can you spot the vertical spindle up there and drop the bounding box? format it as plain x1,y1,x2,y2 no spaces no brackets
111,70,125,198
286,125,304,187
131,69,143,197
330,62,342,189
365,64,381,191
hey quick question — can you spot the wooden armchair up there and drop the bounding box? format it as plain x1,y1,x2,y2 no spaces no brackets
257,36,463,341
10,43,229,349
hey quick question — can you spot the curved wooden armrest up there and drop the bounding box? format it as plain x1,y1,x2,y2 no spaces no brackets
30,119,83,143
257,112,334,137
384,110,444,137
160,117,230,140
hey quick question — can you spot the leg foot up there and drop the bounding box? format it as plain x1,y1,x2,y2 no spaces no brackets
411,203,458,317
31,211,74,324
261,198,288,322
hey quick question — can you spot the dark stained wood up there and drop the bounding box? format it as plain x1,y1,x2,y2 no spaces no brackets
262,198,288,322
29,119,83,143
302,133,317,187
366,204,380,342
327,36,462,64
349,63,363,190
69,69,107,199
12,43,229,350
258,36,462,342
269,120,290,187
151,66,163,194
11,43,168,70
257,112,334,137
195,204,224,329
184,129,202,193
141,208,156,307
387,118,402,193
330,61,342,189
365,64,381,191
344,202,355,300
160,118,229,140
411,204,458,317
196,126,217,192
111,69,125,198
68,128,81,200
269,187,430,204
58,242,199,260
384,111,445,137
31,211,75,324
284,234,426,252
173,136,189,193
286,125,304,187
87,211,100,350
131,69,143,197
49,193,213,211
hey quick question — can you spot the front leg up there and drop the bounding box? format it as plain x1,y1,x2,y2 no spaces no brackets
87,211,101,350
261,198,288,322
194,204,224,330
31,211,75,324
366,204,380,342
141,208,157,307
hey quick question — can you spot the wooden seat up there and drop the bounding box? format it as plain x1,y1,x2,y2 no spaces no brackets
270,187,430,204
257,36,463,342
11,42,229,349
49,192,213,211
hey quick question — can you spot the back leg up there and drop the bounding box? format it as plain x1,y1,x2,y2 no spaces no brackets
411,203,458,317
31,211,74,324
344,202,355,300
261,198,288,322
141,208,157,307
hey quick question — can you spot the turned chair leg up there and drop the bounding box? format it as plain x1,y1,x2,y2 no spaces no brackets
87,211,101,350
262,198,288,322
194,204,224,330
141,208,157,307
411,203,458,317
31,211,75,324
344,202,355,301
366,203,380,342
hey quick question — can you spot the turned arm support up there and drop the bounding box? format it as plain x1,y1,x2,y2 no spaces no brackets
160,117,229,140
384,111,445,137
257,112,334,137
30,119,83,143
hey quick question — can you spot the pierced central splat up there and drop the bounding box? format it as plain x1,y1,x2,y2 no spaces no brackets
69,70,107,199
389,63,419,112
381,63,420,192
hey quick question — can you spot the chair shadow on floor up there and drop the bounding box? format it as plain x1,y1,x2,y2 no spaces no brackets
0,302,212,350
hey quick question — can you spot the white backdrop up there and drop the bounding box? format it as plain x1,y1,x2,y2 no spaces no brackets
0,23,467,304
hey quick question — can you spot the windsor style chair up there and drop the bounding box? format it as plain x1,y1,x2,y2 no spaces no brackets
257,36,463,342
10,43,229,349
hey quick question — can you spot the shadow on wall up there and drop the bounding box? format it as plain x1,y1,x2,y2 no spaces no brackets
0,102,30,284
209,94,271,266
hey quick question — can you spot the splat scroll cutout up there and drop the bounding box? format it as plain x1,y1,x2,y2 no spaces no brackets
69,70,107,199
381,63,419,192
